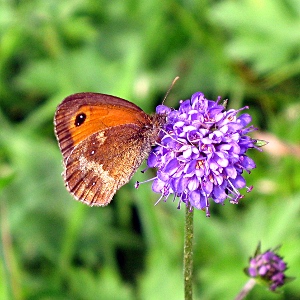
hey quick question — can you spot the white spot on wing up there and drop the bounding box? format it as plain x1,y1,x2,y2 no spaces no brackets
78,156,115,183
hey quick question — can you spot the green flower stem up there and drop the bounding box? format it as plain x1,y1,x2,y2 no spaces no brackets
234,278,256,300
184,204,194,300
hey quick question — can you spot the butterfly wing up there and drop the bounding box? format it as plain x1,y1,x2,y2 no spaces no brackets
54,93,150,162
54,93,155,206
64,124,152,206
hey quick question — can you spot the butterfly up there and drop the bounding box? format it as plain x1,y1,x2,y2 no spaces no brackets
54,92,166,206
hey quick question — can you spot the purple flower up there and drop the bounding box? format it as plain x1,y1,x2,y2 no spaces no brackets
144,92,260,216
245,243,294,291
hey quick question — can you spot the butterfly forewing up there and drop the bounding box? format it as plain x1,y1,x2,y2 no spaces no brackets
54,92,161,206
54,93,152,160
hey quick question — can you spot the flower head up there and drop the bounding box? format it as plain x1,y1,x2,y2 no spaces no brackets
145,92,259,216
245,243,294,291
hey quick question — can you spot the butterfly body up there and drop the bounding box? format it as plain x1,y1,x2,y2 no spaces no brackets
54,92,165,206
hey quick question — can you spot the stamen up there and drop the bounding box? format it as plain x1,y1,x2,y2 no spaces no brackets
158,128,186,145
227,179,241,195
247,185,253,192
205,206,210,217
154,194,164,206
135,177,156,189
141,166,150,173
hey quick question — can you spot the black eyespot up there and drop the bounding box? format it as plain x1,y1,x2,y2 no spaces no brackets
75,113,86,126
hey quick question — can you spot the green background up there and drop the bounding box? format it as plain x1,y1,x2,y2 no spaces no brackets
1,0,300,299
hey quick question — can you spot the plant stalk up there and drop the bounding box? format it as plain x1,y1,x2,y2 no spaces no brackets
184,204,194,300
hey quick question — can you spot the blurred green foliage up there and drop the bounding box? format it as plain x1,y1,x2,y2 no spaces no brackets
1,0,300,299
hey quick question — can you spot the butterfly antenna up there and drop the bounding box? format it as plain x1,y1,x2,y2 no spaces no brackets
162,76,180,105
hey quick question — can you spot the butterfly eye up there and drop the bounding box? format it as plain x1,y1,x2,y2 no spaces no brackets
75,113,86,126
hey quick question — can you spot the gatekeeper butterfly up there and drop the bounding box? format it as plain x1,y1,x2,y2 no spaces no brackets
54,92,166,206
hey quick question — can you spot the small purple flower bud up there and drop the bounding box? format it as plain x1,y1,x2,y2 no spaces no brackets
245,243,294,291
